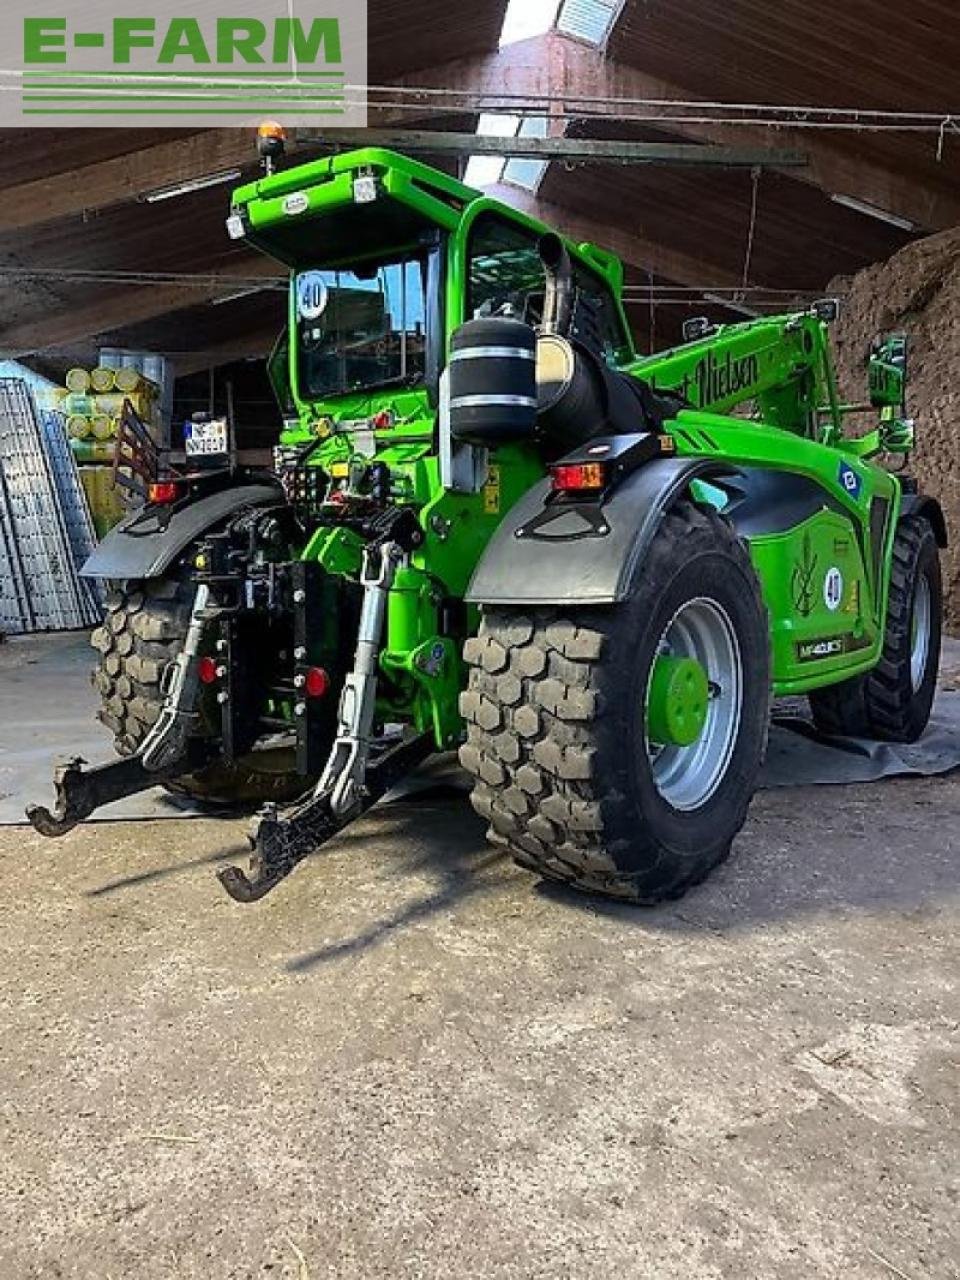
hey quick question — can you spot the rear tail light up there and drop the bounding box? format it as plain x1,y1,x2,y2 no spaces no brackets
550,462,607,493
304,666,331,699
148,480,181,504
197,656,220,685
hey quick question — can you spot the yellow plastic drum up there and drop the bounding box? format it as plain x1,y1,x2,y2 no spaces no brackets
70,439,116,464
92,393,124,418
63,393,93,416
65,367,91,393
113,367,144,393
66,414,92,439
79,466,126,539
90,366,116,393
90,414,116,440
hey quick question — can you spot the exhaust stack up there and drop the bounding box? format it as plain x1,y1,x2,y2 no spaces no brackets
539,233,574,337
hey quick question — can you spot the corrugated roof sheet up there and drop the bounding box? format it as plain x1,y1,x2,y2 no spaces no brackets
539,151,912,289
607,0,960,112
370,0,509,77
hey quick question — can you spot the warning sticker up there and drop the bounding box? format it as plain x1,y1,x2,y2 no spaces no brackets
483,465,501,515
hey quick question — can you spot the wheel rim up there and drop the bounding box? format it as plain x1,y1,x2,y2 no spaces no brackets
645,598,743,811
910,572,932,693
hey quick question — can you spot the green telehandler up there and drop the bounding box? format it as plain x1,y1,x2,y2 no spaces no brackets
28,131,946,905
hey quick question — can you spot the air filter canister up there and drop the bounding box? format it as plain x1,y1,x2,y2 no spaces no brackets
449,318,537,447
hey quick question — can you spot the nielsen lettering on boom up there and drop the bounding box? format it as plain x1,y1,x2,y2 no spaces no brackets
24,17,344,66
678,352,760,406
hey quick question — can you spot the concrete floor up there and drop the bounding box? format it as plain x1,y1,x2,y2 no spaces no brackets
1,754,958,1277
6,633,960,829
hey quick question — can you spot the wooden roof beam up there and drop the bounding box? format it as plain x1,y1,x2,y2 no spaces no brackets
486,183,743,289
0,130,263,235
542,36,960,233
171,326,281,378
307,128,805,167
0,257,283,357
0,42,518,236
2,29,951,237
375,33,960,231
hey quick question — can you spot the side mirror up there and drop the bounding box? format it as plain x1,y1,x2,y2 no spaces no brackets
868,334,908,411
811,298,841,323
682,316,715,343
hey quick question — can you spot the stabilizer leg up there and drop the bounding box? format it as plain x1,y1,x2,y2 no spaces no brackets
217,732,434,902
25,745,207,837
27,581,216,836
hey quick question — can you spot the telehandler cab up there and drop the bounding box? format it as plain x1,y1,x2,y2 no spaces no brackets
28,128,946,905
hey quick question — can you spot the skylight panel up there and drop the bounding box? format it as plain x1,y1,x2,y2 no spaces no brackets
464,113,521,189
502,116,550,191
557,0,623,45
499,0,562,46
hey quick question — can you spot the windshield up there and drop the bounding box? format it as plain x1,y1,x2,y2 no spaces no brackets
295,250,432,400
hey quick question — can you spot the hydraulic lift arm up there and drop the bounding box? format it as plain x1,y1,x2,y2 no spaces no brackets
633,310,844,443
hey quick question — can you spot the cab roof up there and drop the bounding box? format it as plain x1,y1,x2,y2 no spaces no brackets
230,147,622,292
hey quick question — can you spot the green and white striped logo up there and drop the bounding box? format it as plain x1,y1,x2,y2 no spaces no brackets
2,0,367,125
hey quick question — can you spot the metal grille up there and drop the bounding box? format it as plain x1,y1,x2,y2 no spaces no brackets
41,409,105,616
0,453,32,632
0,379,103,635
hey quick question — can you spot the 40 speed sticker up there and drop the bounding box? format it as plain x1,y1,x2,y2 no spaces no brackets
824,566,844,611
297,272,329,321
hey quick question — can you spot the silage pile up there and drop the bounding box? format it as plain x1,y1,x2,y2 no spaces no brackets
828,226,960,629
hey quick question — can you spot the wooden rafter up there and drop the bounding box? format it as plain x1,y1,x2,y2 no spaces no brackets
486,184,744,289
0,257,283,357
0,31,950,239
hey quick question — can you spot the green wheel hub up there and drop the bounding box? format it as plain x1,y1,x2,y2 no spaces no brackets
646,655,710,747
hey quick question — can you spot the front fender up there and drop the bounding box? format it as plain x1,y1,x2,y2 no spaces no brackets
466,457,727,606
900,492,948,547
81,484,284,580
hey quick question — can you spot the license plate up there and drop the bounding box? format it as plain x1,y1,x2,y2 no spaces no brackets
185,419,229,457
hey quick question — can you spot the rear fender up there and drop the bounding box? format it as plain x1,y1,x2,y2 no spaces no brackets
81,484,284,580
465,457,729,606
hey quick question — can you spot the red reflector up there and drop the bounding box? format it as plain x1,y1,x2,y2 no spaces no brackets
197,656,219,685
304,666,330,699
550,462,607,492
148,480,180,504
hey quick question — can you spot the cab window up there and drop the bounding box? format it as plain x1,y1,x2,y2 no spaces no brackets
467,215,544,324
466,213,631,365
574,264,633,367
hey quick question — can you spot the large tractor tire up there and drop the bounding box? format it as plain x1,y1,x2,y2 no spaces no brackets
808,515,942,743
460,501,771,903
90,577,304,806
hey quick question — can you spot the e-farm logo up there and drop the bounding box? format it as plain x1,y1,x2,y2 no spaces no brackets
1,1,367,126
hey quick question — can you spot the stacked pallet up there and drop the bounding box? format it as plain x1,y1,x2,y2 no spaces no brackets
53,365,161,537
